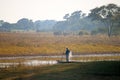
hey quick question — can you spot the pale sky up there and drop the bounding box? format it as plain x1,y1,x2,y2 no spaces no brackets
0,0,120,23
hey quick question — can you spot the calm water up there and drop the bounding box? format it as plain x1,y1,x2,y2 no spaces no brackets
0,53,120,68
0,60,58,68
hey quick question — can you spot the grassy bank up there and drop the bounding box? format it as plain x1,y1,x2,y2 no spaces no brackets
0,32,120,56
0,61,120,80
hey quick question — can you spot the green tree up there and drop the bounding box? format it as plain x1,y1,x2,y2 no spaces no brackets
69,11,82,22
17,18,34,30
1,22,12,31
63,14,70,21
54,10,87,32
0,20,4,26
89,4,120,37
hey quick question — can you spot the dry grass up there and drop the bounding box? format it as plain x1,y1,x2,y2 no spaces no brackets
0,32,120,56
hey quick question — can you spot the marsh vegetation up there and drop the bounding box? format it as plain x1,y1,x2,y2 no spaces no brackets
0,32,120,56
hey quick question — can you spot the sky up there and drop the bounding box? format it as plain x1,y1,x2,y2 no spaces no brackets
0,0,120,23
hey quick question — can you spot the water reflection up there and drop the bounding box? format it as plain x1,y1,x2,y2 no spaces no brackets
23,60,58,66
0,60,58,68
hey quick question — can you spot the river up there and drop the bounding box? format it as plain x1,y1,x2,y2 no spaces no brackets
0,53,120,68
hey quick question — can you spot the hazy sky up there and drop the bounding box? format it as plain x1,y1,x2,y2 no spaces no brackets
0,0,120,23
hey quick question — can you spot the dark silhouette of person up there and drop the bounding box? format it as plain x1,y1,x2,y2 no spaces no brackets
65,48,71,62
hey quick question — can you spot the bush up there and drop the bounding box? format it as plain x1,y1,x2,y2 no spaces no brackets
53,31,62,36
79,30,89,35
91,30,98,35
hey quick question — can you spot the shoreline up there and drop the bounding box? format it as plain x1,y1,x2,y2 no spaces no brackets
0,52,120,60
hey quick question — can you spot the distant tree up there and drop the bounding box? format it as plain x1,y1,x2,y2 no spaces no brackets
17,18,34,30
34,20,41,31
0,20,4,26
0,19,56,32
69,11,82,23
88,4,120,37
63,10,84,22
113,13,120,27
34,20,56,32
53,21,68,31
63,14,70,21
54,10,87,32
1,22,12,31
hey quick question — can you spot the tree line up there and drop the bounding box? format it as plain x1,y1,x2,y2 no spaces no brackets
0,19,56,32
0,3,120,36
54,4,120,36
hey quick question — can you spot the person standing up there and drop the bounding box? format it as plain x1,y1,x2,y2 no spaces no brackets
65,48,72,62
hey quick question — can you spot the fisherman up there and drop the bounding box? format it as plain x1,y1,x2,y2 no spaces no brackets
65,48,72,62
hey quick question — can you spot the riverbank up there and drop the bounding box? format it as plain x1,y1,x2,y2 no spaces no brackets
0,61,120,80
0,53,120,59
